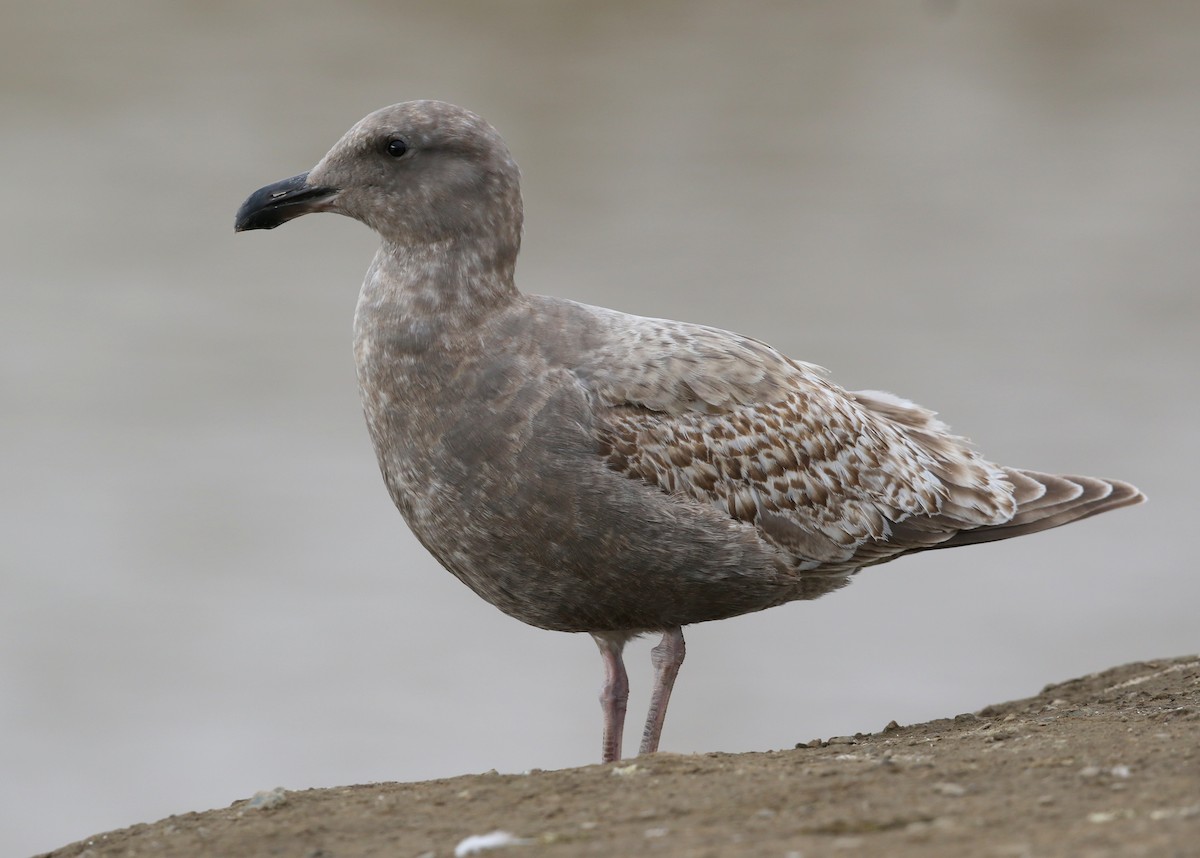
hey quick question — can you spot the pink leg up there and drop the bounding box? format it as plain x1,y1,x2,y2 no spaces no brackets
592,633,630,763
639,627,686,756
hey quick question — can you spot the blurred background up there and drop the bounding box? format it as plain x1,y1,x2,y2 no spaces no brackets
3,1,1196,854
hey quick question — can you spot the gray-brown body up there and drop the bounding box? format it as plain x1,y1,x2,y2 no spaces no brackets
354,281,801,634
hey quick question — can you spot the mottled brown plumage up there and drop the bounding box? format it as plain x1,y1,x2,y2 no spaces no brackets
235,100,1145,764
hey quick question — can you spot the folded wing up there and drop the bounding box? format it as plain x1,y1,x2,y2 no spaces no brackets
578,311,1140,573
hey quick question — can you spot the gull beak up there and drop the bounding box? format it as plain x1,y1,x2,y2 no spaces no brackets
234,172,338,232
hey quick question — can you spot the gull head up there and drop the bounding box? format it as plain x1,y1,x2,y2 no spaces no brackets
235,100,522,254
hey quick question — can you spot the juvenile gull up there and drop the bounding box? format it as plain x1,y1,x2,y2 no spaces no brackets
235,101,1145,763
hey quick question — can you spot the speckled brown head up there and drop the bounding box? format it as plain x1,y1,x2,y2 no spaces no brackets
235,100,522,257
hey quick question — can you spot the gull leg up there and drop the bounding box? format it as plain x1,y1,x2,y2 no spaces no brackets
639,626,686,756
592,633,630,763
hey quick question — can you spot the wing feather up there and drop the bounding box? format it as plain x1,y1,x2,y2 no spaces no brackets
578,314,1018,571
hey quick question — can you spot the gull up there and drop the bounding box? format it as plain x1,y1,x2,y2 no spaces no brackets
235,100,1144,762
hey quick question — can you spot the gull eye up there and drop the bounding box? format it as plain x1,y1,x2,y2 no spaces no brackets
385,138,409,157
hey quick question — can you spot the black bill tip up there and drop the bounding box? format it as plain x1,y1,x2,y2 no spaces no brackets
235,172,338,232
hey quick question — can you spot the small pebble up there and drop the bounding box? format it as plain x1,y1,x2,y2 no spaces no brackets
454,831,531,856
247,788,287,810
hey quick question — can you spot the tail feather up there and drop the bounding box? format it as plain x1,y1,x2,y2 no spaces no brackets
1003,467,1051,507
931,469,1145,550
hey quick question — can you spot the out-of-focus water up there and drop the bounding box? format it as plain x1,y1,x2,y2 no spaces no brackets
2,2,1196,854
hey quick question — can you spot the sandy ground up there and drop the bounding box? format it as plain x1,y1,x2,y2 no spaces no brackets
41,656,1198,858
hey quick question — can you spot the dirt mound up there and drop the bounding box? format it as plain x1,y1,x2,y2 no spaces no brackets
42,656,1199,858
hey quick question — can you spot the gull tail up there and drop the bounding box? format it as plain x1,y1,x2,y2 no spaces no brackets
932,469,1145,550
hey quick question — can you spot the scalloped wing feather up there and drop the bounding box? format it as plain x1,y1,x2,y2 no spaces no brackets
575,308,812,414
581,314,1018,571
